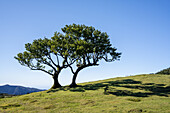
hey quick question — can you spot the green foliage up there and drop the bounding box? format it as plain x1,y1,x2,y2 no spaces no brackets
14,37,76,75
15,24,121,74
62,24,121,66
156,67,170,75
61,24,121,87
14,23,121,88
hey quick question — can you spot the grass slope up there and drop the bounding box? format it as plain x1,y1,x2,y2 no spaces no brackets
0,74,170,113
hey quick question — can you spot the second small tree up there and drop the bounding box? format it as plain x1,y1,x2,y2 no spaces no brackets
61,24,121,87
14,32,78,88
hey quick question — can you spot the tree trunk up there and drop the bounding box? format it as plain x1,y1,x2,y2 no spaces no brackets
70,72,78,87
69,63,98,87
51,69,62,89
51,75,61,89
69,67,82,87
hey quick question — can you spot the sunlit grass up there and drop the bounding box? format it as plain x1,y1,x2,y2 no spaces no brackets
0,74,170,113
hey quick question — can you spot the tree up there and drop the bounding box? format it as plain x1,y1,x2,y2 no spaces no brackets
14,32,78,88
15,23,121,88
156,67,170,75
61,24,121,87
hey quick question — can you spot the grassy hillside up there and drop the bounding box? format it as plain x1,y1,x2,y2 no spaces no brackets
0,74,170,113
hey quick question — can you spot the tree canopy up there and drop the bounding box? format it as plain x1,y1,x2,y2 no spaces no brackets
15,23,121,88
61,24,121,87
15,33,78,88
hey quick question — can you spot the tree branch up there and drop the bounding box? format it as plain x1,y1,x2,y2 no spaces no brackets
48,53,60,68
71,63,99,74
66,60,75,74
56,55,60,65
34,57,57,72
82,56,86,65
86,53,90,64
69,64,75,74
31,68,53,76
94,53,99,63
102,56,112,62
62,58,67,68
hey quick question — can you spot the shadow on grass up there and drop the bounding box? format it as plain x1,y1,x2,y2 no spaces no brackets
0,103,21,109
47,79,170,97
0,93,15,99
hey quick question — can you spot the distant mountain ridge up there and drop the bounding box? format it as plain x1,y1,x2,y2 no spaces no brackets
0,84,44,95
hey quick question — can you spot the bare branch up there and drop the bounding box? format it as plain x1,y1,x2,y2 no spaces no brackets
86,53,90,64
83,56,86,65
69,64,75,74
56,55,60,65
73,63,99,74
94,53,99,63
34,57,57,72
102,56,112,62
66,60,75,74
31,68,53,76
48,53,60,68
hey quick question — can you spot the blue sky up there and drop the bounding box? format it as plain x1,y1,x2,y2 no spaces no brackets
0,0,170,89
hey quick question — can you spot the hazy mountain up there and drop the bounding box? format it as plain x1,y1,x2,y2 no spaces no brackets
0,84,44,95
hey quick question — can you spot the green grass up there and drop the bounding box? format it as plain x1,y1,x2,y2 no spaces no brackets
0,74,170,113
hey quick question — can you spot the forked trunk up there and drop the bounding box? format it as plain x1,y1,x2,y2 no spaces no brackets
69,63,98,87
70,67,82,87
70,72,78,87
